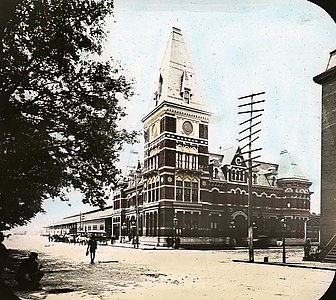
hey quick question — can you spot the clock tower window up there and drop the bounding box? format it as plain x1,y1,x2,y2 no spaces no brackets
176,177,183,201
177,153,183,169
199,124,208,139
253,173,258,184
183,90,191,103
184,180,191,202
214,168,219,179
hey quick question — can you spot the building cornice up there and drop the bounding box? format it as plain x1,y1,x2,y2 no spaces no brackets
313,66,336,85
142,101,211,124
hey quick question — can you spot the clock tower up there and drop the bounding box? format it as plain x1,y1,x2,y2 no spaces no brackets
141,27,212,237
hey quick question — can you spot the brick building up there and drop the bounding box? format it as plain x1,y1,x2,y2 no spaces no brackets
48,28,313,247
314,49,336,255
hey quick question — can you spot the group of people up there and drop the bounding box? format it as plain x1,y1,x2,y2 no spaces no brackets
303,238,321,261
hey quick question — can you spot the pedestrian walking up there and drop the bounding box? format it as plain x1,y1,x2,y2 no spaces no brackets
175,236,180,249
304,238,311,259
86,235,97,264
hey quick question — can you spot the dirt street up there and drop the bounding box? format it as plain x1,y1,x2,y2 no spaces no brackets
2,235,334,300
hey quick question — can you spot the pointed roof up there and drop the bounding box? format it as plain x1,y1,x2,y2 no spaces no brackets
154,27,205,110
219,146,239,166
277,150,308,181
326,49,336,71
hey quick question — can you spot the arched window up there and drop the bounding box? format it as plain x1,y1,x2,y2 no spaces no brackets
212,189,219,204
176,177,183,200
214,168,219,179
184,178,191,201
236,190,242,205
155,176,160,201
261,194,267,208
177,152,183,168
183,90,191,103
191,179,199,202
271,176,276,186
253,173,258,184
270,195,276,208
231,169,236,181
239,170,244,181
243,191,248,205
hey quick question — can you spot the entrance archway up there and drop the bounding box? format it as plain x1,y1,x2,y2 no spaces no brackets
232,211,247,245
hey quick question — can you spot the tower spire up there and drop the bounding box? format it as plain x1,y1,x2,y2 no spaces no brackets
277,150,309,181
153,27,204,109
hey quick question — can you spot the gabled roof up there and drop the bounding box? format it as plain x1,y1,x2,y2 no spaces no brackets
218,146,238,166
209,146,311,187
217,145,246,167
153,27,205,110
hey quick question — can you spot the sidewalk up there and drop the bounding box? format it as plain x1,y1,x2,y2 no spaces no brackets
233,258,336,271
111,240,171,250
113,241,336,271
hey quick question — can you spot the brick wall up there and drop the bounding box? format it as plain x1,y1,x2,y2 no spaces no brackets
321,78,336,246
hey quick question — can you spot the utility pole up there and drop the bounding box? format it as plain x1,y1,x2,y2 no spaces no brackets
135,160,141,249
79,211,82,231
238,91,265,263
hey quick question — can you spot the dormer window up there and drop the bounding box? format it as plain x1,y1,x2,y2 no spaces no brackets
214,168,219,179
253,173,258,184
180,71,192,103
158,74,163,94
154,74,163,106
154,92,160,106
183,89,191,103
271,176,276,186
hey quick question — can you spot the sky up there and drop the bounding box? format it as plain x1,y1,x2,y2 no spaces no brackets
19,0,336,233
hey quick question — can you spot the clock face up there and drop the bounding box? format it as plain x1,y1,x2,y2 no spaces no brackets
182,120,193,135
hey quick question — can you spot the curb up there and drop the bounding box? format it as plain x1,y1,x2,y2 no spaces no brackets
110,243,171,250
232,259,336,272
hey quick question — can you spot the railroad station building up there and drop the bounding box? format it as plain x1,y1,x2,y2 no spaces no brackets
48,28,313,247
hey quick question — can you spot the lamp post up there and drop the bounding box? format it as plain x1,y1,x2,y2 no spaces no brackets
135,163,141,249
131,220,136,247
280,218,287,263
252,221,257,236
173,214,178,237
229,221,236,246
173,214,179,249
121,222,126,243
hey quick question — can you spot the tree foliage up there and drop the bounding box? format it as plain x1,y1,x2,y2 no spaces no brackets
0,0,138,230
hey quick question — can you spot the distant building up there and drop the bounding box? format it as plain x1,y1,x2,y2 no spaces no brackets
314,49,336,257
47,28,313,247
